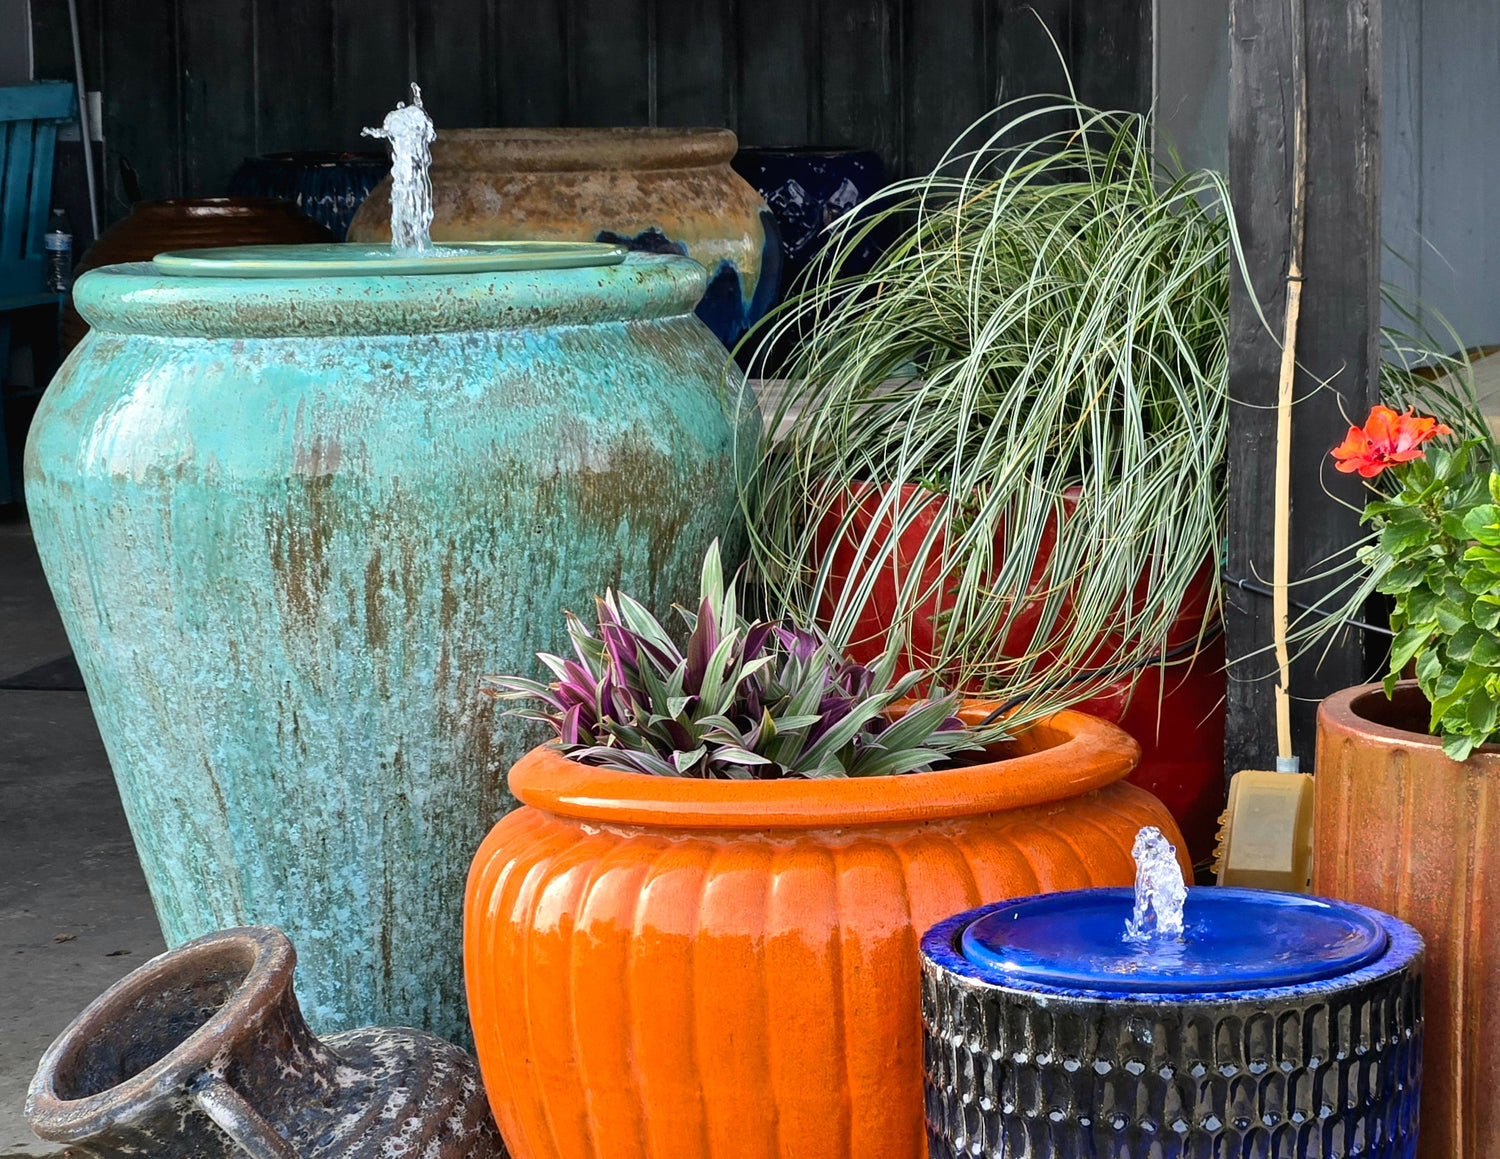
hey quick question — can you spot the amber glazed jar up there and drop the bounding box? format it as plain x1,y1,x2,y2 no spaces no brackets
348,127,779,349
464,704,1187,1159
1316,680,1500,1159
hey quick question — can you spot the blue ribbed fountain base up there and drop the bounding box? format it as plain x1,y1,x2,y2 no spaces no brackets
921,892,1423,1159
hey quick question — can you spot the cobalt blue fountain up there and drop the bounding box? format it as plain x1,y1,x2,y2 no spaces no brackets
921,827,1424,1158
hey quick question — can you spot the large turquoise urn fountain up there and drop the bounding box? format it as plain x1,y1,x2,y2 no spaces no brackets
23,234,751,1044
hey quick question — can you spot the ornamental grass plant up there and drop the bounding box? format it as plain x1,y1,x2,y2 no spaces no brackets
735,97,1237,728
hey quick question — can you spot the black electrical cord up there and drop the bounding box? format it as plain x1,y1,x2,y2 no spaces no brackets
974,574,1392,729
1222,573,1393,637
977,622,1227,729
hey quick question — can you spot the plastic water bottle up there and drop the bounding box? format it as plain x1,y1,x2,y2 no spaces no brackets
44,208,73,293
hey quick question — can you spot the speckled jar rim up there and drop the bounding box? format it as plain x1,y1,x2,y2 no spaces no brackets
27,927,294,1139
70,251,709,338
508,702,1141,830
921,895,1424,1006
432,127,737,173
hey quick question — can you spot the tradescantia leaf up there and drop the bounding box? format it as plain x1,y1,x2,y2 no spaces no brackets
1376,559,1430,595
1380,519,1436,556
480,539,1008,779
1388,626,1432,674
1445,623,1483,664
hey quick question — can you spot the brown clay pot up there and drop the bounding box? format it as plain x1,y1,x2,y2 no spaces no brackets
27,926,505,1159
1316,680,1500,1159
61,198,332,354
465,701,1188,1159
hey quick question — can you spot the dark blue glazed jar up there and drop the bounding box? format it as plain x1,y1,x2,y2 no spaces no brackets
229,152,391,240
921,888,1424,1158
731,147,889,293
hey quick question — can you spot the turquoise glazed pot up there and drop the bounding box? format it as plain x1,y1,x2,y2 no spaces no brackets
23,249,751,1045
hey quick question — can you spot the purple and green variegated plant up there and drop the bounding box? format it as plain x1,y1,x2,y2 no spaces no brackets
482,541,1009,779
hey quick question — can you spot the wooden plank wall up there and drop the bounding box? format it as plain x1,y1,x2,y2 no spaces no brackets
1224,0,1381,773
31,0,1150,224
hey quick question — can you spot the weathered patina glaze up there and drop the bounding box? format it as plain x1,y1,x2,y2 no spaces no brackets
24,252,751,1045
349,128,781,349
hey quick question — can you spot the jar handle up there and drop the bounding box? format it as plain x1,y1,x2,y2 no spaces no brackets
192,1074,300,1159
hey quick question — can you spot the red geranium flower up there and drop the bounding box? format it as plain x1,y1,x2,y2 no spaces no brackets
1331,406,1453,478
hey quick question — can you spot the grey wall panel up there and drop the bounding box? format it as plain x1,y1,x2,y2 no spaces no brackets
1154,0,1228,175
1158,0,1500,351
1411,0,1500,347
1382,0,1422,313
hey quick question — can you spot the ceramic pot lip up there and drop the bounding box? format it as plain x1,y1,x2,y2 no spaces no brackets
243,150,390,168
920,892,1424,1006
1320,679,1500,759
69,251,711,338
433,127,737,173
26,926,295,1139
507,700,1140,830
126,197,308,218
734,144,883,159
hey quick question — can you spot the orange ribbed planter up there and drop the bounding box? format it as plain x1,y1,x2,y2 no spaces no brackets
464,704,1188,1159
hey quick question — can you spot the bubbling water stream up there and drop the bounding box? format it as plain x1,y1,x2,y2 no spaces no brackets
362,83,437,256
1124,825,1187,943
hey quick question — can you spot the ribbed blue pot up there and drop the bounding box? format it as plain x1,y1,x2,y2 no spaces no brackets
23,251,752,1045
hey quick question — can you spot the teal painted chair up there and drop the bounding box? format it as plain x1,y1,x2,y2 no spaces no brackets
1,80,76,505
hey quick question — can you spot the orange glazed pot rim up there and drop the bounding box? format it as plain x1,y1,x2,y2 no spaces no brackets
507,702,1140,829
1321,680,1500,759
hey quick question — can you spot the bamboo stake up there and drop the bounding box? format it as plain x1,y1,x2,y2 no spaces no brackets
1274,0,1309,763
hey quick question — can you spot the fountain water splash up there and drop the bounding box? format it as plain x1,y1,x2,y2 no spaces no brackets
1124,826,1187,943
362,83,436,256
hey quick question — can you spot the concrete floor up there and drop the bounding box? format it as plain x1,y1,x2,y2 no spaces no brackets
0,512,164,1157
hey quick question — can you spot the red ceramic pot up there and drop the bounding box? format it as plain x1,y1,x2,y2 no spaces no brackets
813,481,1225,860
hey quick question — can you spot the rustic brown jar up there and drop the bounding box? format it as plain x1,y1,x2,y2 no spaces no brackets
61,198,331,354
1316,680,1499,1159
26,926,504,1159
348,127,778,349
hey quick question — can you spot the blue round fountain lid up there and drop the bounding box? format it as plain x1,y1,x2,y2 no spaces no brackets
958,888,1390,994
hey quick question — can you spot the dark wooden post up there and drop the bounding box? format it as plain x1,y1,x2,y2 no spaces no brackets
1225,0,1382,775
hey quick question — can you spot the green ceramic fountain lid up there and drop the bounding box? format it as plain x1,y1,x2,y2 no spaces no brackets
152,240,628,278
73,251,704,339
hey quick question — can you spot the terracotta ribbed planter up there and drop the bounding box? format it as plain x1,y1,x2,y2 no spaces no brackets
464,703,1187,1159
348,127,780,349
1316,681,1500,1159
